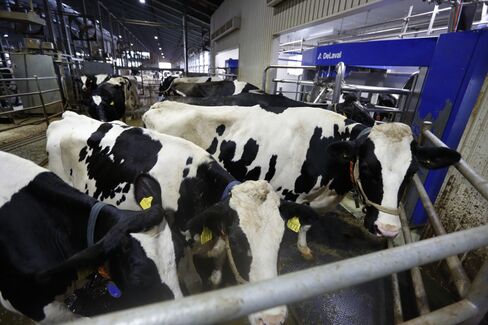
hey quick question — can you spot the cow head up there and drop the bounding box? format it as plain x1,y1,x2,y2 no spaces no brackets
37,174,175,307
186,180,287,325
81,75,97,93
329,123,460,238
88,84,125,122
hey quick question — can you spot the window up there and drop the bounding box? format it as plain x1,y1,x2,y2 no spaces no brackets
188,51,210,73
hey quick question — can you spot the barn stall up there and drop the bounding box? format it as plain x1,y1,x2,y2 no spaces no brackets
0,0,487,324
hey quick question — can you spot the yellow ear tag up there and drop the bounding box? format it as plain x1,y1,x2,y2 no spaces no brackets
139,196,153,210
200,227,213,244
110,101,115,106
287,216,301,233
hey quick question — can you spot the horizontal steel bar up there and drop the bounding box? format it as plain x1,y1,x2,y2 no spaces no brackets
266,65,316,70
69,224,488,325
0,76,57,81
422,126,488,201
0,110,62,133
400,300,478,325
342,84,411,95
409,6,451,19
0,91,41,100
0,100,62,116
412,174,471,297
272,78,315,85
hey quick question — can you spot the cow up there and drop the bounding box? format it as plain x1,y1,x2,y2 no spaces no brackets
336,93,375,127
0,151,175,323
159,75,222,97
161,79,259,98
89,76,139,122
80,74,110,94
46,111,314,325
143,102,461,245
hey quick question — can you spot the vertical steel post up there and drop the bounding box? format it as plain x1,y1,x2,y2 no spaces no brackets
108,13,116,64
388,239,404,324
97,0,105,61
42,0,57,48
34,75,49,127
461,261,488,325
81,0,93,58
55,0,69,55
182,11,189,75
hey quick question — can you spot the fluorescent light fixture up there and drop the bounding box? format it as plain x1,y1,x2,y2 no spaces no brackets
307,29,334,40
154,36,158,39
3,34,8,38
139,0,145,3
130,43,133,46
118,35,122,38
158,47,161,50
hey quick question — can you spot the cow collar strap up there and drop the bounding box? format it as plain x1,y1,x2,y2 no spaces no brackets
220,180,241,201
220,231,248,285
87,201,108,247
350,161,399,216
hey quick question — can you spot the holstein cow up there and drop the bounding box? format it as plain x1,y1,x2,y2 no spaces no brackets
89,76,139,122
161,79,259,98
0,151,174,323
46,111,308,325
143,102,461,250
159,75,222,97
80,74,110,93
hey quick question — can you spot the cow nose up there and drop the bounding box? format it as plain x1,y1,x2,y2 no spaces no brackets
257,315,286,325
375,222,400,238
249,307,287,325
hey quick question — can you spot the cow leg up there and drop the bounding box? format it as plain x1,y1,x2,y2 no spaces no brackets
297,225,313,260
177,247,203,294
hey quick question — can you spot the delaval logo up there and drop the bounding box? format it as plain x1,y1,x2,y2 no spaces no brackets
317,51,342,60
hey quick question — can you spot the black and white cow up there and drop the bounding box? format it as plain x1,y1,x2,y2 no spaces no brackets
47,111,303,325
80,74,110,94
89,76,139,122
0,151,174,323
161,79,259,98
159,75,223,97
143,102,461,241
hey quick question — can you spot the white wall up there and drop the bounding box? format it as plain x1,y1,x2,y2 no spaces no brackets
215,48,239,69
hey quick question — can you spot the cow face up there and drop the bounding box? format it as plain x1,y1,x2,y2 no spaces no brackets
89,84,126,122
330,123,460,238
81,75,97,93
187,180,287,325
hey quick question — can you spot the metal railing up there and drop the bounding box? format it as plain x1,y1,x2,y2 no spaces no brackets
262,65,316,93
0,75,63,132
67,120,488,325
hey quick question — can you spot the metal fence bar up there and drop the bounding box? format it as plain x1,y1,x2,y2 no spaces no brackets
400,300,478,325
388,239,404,324
0,100,62,116
341,84,411,95
461,260,488,325
421,121,488,201
399,203,430,315
68,224,488,325
0,76,58,81
0,110,63,133
412,174,471,297
262,65,316,92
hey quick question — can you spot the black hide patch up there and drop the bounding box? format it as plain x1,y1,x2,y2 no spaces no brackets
264,155,277,181
216,124,225,136
294,125,355,197
79,124,162,201
218,139,261,181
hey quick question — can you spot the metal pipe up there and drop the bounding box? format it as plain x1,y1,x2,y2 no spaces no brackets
34,75,49,127
182,12,188,75
412,174,471,297
262,65,316,92
332,61,345,105
400,300,478,325
69,224,488,325
388,239,404,324
461,260,488,325
97,0,105,61
271,78,314,86
0,100,62,116
342,84,411,95
81,0,93,58
399,203,430,315
421,122,488,201
42,0,57,49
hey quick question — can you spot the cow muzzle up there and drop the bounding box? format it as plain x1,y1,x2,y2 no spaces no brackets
374,220,400,238
248,306,287,325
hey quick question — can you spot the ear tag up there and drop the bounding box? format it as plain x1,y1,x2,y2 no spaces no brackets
287,216,301,233
139,196,153,210
106,281,122,298
110,101,115,106
200,227,213,244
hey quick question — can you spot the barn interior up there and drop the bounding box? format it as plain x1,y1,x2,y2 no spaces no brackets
0,0,487,324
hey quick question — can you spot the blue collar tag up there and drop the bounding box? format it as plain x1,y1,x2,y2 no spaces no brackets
220,180,241,201
106,281,122,298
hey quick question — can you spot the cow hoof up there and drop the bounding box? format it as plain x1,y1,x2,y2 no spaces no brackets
299,247,314,260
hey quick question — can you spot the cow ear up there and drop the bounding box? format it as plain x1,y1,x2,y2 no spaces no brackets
134,173,162,209
327,141,356,163
185,201,230,235
413,143,461,169
279,200,319,224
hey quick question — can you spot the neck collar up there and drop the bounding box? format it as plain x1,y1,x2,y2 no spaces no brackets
87,201,108,247
220,180,241,201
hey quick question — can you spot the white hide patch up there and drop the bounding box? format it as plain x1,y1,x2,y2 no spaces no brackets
92,95,102,105
0,152,43,207
367,123,413,232
232,80,248,95
228,180,287,325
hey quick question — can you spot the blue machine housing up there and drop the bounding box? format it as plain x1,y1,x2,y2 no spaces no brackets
302,29,488,224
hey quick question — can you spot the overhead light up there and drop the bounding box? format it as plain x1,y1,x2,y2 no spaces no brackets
139,0,145,3
154,36,158,39
158,47,161,50
3,34,8,38
130,43,134,46
118,35,122,39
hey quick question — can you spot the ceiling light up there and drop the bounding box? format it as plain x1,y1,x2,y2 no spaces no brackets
118,35,122,39
154,36,158,39
3,34,8,38
130,43,133,46
139,0,145,3
159,47,161,50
